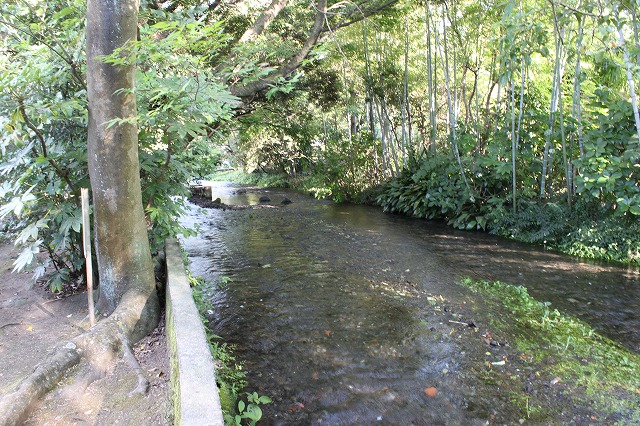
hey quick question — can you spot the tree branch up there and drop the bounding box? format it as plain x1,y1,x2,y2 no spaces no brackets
18,101,80,201
239,0,291,42
229,0,328,99
552,1,600,18
321,0,398,33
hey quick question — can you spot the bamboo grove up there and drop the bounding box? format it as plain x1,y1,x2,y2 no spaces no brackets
232,0,640,262
269,0,640,212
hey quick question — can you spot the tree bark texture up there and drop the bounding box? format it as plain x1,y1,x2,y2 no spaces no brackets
86,0,158,333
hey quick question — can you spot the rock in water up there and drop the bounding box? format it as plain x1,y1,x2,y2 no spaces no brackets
259,196,271,203
281,198,292,205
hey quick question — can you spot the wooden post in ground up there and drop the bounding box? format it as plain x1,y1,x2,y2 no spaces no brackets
81,188,96,327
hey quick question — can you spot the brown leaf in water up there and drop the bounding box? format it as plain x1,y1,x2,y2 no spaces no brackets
324,330,332,337
288,402,305,412
424,387,438,397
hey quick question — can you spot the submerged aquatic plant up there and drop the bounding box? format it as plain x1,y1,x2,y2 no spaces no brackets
461,278,640,423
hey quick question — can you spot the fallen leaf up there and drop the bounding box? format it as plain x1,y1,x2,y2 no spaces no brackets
424,387,437,397
26,326,33,331
288,402,304,412
324,330,332,337
550,377,562,385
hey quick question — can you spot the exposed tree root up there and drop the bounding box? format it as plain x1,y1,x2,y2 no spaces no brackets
0,344,81,426
0,287,159,426
118,327,150,397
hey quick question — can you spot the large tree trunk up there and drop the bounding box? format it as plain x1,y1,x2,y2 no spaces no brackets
87,0,159,337
0,5,159,422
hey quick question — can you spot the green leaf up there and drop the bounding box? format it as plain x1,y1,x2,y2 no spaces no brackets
16,218,49,244
245,404,262,421
151,21,170,30
13,241,42,272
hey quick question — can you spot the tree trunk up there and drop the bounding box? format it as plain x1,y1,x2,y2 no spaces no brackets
513,55,527,213
87,0,159,336
572,13,585,157
617,23,640,137
541,4,566,199
401,10,410,167
632,3,640,67
510,78,517,213
435,3,471,193
557,72,571,207
425,0,437,152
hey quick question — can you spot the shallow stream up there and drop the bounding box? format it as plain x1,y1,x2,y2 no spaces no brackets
180,182,639,425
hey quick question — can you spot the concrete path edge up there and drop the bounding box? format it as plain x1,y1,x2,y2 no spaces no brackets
165,238,224,426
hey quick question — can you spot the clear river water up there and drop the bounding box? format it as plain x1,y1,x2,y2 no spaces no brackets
180,182,639,425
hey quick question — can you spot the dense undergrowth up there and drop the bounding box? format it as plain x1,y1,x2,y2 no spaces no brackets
461,278,640,423
375,156,640,265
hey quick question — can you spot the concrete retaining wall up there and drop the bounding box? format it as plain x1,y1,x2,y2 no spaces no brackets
165,238,224,426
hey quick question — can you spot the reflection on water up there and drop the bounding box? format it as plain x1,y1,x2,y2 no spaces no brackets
181,182,639,424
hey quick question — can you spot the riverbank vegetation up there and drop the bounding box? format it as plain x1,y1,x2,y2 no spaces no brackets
210,0,640,265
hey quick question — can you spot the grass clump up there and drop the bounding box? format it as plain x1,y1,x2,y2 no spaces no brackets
461,278,640,423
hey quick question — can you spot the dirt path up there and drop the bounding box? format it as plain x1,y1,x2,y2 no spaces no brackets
0,241,171,425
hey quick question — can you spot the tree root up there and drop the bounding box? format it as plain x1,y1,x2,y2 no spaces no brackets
0,343,81,426
118,327,150,397
0,287,159,426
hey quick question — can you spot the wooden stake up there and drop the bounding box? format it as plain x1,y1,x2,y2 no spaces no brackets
81,188,96,327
